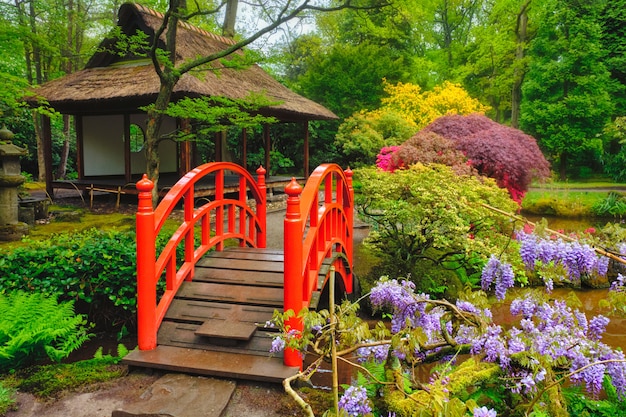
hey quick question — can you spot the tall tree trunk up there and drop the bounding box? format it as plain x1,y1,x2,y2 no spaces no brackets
144,0,185,205
511,0,531,128
33,112,46,181
56,0,75,180
222,0,238,38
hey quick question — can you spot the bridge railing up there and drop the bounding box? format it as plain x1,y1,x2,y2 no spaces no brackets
135,163,267,350
283,164,354,367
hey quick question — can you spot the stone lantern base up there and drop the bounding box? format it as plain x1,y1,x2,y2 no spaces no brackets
0,222,29,241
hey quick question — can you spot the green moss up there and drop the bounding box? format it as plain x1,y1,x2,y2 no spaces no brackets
0,381,17,415
1,351,128,399
382,358,501,417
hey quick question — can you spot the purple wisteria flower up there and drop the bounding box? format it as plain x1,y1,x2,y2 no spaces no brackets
473,406,497,417
338,385,372,417
472,294,626,400
269,336,285,354
588,315,610,341
516,231,610,283
610,273,626,292
357,341,390,364
481,255,515,300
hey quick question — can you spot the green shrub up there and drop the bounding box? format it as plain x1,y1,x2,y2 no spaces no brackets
0,292,92,373
354,164,522,295
0,229,137,329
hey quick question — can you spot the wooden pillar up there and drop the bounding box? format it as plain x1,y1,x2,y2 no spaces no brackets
42,115,54,199
303,121,310,178
264,124,270,175
75,116,84,179
124,114,131,183
136,175,157,350
283,178,304,368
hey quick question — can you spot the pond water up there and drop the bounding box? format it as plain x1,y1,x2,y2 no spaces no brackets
523,213,625,234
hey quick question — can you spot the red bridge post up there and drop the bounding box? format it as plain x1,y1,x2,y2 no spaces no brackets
256,166,267,248
283,178,303,368
136,175,157,350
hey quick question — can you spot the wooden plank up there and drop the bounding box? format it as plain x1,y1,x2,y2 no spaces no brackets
123,345,298,383
158,322,276,356
176,281,283,306
208,249,284,262
195,320,257,340
193,267,283,287
196,257,284,273
165,300,276,325
222,247,284,256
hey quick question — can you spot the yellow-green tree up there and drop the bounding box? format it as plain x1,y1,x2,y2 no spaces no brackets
336,80,489,166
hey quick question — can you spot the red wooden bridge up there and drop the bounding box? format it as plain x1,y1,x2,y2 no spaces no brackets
123,162,355,383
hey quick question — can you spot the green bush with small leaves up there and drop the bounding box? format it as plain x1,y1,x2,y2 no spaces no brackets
0,292,92,373
0,229,138,329
354,164,522,296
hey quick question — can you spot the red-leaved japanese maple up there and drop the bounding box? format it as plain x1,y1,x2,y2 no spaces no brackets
389,131,476,176
389,114,551,203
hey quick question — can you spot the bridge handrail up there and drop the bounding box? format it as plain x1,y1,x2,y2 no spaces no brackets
283,163,354,367
136,162,267,350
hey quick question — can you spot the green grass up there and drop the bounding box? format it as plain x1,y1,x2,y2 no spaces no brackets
523,180,626,217
522,190,609,217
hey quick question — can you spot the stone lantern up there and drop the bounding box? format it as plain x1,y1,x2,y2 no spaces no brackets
0,125,29,241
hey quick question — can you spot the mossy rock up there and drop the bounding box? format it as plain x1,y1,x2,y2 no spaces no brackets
382,358,501,417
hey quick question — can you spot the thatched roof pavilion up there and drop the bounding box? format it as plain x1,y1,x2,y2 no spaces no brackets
29,2,337,198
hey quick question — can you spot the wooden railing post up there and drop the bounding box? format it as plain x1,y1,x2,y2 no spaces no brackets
136,174,157,350
256,166,267,248
283,178,303,368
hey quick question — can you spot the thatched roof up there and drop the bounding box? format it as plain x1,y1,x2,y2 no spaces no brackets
28,2,337,121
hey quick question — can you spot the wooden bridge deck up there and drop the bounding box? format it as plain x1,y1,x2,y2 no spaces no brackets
123,247,300,383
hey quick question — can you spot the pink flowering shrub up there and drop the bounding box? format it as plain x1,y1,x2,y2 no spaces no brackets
375,146,400,172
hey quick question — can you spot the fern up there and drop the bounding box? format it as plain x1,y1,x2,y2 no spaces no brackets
0,292,93,372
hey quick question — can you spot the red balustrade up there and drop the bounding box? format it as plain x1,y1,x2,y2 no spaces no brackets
283,164,354,367
135,163,267,350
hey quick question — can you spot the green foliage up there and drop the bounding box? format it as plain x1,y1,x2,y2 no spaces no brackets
160,92,280,135
520,0,614,179
335,109,414,167
592,192,626,218
602,117,626,182
0,292,92,373
354,164,522,294
563,380,626,417
0,229,138,328
247,149,295,175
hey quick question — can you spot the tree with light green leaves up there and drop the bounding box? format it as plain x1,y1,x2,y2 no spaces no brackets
520,0,614,180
